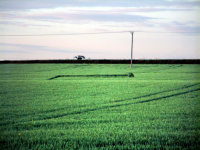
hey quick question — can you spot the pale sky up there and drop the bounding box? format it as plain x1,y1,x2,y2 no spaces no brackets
0,0,200,60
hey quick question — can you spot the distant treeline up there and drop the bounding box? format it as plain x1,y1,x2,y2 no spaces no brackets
0,59,199,64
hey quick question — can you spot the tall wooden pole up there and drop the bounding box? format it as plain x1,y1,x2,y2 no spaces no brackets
130,32,134,68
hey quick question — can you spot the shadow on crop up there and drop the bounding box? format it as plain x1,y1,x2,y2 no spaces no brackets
48,73,134,80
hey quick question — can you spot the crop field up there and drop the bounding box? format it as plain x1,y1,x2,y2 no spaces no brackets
0,64,200,149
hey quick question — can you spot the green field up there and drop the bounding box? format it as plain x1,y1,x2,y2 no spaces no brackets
0,64,200,149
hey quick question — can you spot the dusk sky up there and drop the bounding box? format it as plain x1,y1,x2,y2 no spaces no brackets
0,0,200,60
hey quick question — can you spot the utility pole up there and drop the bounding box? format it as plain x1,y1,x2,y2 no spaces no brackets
130,31,134,68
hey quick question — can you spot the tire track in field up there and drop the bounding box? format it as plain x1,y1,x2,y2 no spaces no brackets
34,65,91,72
114,83,200,103
20,86,200,122
0,84,148,121
140,65,183,73
1,83,199,125
36,88,200,121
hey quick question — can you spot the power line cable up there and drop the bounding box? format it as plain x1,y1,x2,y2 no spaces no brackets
137,31,200,33
0,31,129,36
0,31,199,36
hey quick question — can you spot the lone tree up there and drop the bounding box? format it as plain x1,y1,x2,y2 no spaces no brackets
74,55,85,60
